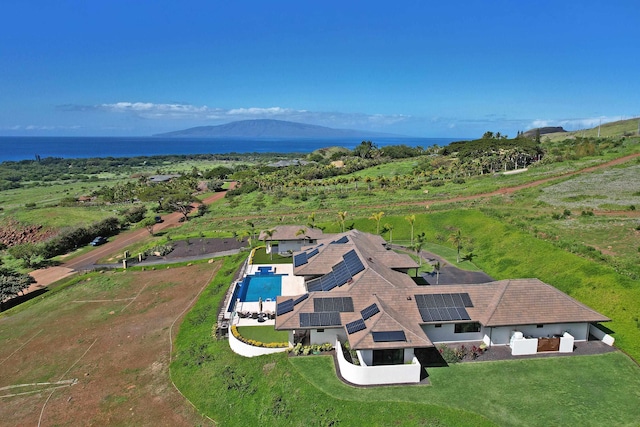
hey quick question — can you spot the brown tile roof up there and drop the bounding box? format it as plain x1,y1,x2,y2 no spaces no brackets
275,231,609,351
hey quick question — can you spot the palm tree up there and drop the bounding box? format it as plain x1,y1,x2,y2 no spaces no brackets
262,229,275,260
369,211,384,234
433,261,441,284
448,228,464,263
307,212,316,229
384,222,394,244
412,240,424,269
295,227,307,245
337,211,347,233
405,214,416,245
238,229,252,247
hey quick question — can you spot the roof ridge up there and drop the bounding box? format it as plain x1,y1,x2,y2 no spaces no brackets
482,279,510,325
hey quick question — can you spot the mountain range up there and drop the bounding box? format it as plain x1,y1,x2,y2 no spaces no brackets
152,119,403,138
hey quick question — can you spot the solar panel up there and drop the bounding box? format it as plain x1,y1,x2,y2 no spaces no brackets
361,303,380,320
346,319,366,334
332,261,352,287
415,293,474,310
307,248,319,258
372,331,406,342
418,307,432,322
299,312,311,327
342,297,354,312
293,294,309,306
307,279,323,292
442,293,455,307
300,312,341,327
457,307,471,320
293,253,308,267
461,292,473,307
424,295,438,308
332,236,349,244
276,299,294,315
314,297,354,312
451,293,464,307
321,273,338,291
343,250,365,276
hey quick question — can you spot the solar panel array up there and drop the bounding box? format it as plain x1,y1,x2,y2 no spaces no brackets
371,331,406,342
299,312,342,328
293,293,309,305
361,303,380,320
293,252,308,267
332,236,349,244
343,250,365,276
276,299,294,315
314,297,354,312
307,248,319,258
346,318,366,334
305,250,365,293
414,293,473,322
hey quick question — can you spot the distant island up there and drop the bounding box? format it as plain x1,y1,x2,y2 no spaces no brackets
153,119,405,138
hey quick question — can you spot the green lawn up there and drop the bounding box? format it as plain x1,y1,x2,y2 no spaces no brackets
236,325,289,343
251,246,294,264
290,352,640,427
171,252,640,426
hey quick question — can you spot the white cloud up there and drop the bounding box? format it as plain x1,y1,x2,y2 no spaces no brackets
60,101,412,130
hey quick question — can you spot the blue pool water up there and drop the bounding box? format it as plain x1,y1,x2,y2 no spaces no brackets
238,274,283,302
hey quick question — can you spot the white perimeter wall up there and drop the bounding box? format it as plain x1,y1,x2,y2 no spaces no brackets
487,323,589,345
335,340,421,385
228,327,290,357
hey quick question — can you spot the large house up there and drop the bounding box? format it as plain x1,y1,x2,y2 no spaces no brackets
274,229,612,385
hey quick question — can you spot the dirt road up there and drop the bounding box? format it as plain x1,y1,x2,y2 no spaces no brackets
27,189,231,290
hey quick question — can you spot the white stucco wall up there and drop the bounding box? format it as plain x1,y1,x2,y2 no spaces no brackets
309,328,342,345
486,323,589,346
422,323,484,343
228,327,290,357
589,324,615,346
335,340,421,385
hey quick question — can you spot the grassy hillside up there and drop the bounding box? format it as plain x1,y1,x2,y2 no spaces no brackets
543,117,640,141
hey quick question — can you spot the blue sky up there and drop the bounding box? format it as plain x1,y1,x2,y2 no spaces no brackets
1,1,638,137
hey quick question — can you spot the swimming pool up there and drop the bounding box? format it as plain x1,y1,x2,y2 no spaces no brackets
238,274,283,302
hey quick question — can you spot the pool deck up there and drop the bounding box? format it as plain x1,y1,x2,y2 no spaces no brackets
234,264,305,327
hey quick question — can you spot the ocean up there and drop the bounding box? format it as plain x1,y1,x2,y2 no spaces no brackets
0,136,466,162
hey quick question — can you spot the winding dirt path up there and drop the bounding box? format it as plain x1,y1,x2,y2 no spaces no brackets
26,188,233,291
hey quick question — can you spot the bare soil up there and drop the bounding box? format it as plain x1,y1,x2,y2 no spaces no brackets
147,237,247,262
0,263,220,426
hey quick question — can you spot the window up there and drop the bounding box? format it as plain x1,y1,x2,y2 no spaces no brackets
373,349,404,366
317,329,324,333
454,322,481,334
434,324,442,328
536,324,544,328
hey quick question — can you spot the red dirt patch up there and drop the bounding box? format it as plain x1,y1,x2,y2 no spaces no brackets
0,263,219,426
